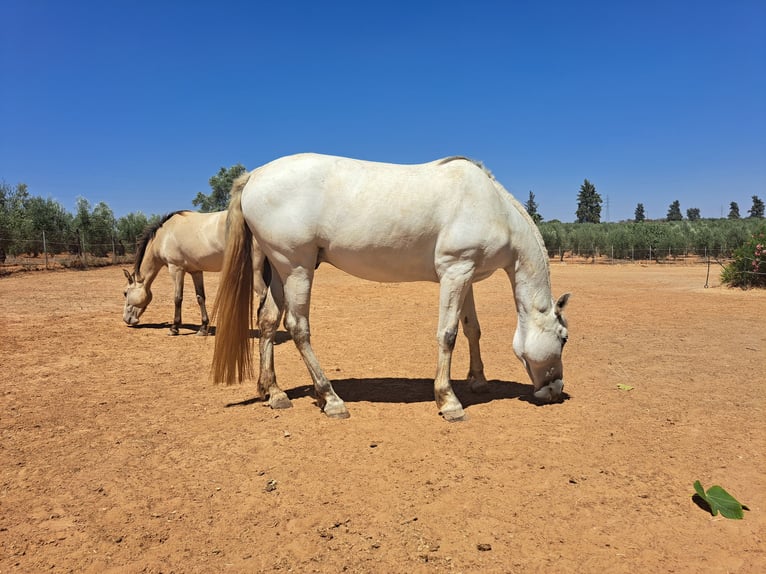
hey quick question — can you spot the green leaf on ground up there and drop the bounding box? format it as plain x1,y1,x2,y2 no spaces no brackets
616,384,634,391
693,480,746,519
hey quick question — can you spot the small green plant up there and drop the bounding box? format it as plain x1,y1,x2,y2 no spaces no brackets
721,228,766,288
693,481,747,519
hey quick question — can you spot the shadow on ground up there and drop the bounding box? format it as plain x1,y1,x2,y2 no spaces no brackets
225,378,570,409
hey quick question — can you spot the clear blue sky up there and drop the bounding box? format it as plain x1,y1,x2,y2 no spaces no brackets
2,0,764,222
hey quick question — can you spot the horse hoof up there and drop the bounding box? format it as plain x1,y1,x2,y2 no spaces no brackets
269,395,293,410
323,402,350,419
326,409,350,419
196,329,208,337
441,408,468,422
168,329,179,336
533,380,564,403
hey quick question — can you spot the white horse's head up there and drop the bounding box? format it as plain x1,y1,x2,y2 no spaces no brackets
513,292,570,402
122,269,152,325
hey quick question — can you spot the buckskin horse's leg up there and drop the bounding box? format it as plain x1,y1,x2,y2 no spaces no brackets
169,265,184,335
257,272,292,409
461,285,489,393
191,271,209,336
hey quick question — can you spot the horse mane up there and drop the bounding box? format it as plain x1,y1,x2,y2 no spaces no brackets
437,156,495,180
134,210,190,274
489,178,550,277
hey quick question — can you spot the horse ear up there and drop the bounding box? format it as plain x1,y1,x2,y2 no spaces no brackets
556,293,571,313
123,268,133,282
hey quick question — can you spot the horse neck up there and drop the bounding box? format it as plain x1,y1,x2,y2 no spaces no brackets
136,238,163,287
504,200,553,319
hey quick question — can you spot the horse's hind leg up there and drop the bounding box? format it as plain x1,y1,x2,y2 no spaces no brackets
191,272,210,336
461,285,488,393
282,266,349,419
257,272,292,409
169,265,185,335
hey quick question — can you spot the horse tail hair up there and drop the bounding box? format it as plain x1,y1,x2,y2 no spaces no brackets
211,171,255,385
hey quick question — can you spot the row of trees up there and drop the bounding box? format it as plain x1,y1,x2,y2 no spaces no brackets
524,179,765,224
538,218,765,261
0,181,156,260
0,165,249,262
0,163,254,263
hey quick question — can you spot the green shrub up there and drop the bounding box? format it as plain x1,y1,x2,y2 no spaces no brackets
721,227,766,288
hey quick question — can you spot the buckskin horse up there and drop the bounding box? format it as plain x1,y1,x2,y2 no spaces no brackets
123,210,226,335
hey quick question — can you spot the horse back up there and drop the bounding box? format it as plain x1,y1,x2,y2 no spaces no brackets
241,154,515,282
155,210,227,272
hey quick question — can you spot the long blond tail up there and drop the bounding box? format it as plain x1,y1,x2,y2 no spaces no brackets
211,172,255,385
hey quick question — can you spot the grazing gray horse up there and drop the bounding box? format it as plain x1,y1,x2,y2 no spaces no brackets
212,153,570,420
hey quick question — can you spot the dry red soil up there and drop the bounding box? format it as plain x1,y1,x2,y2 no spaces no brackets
1,262,764,573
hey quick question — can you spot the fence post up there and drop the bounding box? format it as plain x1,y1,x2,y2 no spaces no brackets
43,230,49,269
81,230,87,268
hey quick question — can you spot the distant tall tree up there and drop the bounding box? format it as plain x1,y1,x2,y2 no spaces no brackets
193,164,247,212
667,200,682,221
748,195,764,218
686,207,701,221
71,197,93,254
634,203,646,222
0,181,29,255
728,201,740,219
575,179,602,223
524,190,543,224
90,202,117,257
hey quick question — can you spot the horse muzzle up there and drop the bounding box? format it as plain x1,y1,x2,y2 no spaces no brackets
123,306,142,326
533,379,564,402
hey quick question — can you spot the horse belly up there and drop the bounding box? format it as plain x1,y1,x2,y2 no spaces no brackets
322,244,440,283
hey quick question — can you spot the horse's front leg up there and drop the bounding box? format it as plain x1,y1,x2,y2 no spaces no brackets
434,266,475,422
257,272,292,409
169,266,185,335
191,272,209,336
461,285,488,393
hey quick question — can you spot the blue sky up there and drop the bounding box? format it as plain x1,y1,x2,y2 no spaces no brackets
2,0,764,222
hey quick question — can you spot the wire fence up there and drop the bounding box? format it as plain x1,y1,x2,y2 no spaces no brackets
549,246,733,264
0,250,135,272
0,234,137,273
1,240,732,274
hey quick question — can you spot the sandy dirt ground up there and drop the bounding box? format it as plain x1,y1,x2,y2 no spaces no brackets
1,261,764,573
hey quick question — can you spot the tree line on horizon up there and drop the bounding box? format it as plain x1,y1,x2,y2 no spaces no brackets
1,168,764,262
0,166,246,261
524,178,765,224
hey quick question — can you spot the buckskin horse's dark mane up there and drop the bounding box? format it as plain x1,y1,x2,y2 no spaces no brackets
133,211,189,275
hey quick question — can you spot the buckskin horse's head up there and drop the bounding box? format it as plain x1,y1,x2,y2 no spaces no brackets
122,269,152,325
